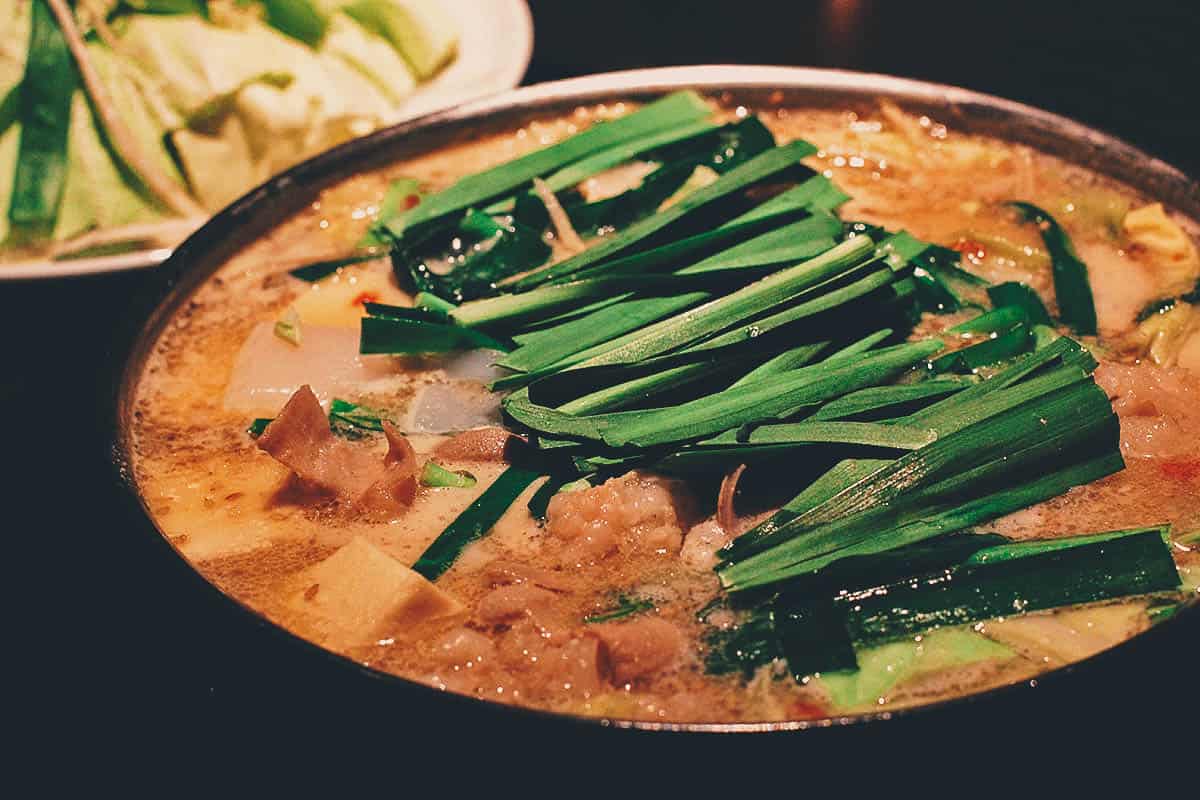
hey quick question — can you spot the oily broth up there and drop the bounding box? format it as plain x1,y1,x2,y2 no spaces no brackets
131,98,1199,724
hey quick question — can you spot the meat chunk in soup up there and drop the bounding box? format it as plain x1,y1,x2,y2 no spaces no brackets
546,473,692,566
587,617,686,685
433,426,524,462
476,583,565,627
1094,361,1200,460
256,385,420,513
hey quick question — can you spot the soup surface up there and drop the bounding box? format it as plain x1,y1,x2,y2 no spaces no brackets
130,94,1200,723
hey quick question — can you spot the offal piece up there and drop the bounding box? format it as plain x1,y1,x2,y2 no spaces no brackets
433,426,525,462
545,473,692,566
257,384,420,513
1094,362,1200,460
587,616,686,685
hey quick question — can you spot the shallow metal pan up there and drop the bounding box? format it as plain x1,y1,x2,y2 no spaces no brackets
107,66,1200,739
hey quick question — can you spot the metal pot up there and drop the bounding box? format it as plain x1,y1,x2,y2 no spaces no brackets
107,66,1200,747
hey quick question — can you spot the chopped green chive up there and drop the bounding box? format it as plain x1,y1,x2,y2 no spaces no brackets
420,461,478,489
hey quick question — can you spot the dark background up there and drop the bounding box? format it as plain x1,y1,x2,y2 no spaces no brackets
11,0,1197,771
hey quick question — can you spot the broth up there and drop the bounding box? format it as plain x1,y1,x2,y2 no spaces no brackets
130,96,1200,723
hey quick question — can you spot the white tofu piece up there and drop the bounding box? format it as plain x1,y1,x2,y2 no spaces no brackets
289,536,463,647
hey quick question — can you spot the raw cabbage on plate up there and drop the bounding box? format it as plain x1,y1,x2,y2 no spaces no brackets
0,0,457,258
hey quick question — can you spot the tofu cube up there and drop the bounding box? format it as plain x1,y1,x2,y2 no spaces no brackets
290,536,463,647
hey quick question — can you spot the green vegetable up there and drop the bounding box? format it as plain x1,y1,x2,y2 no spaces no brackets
711,525,1177,681
1148,604,1180,624
258,0,330,47
359,314,511,355
525,473,591,521
930,323,1032,373
757,375,1108,537
964,525,1169,565
947,305,1029,336
495,292,710,376
289,251,383,282
565,235,877,371
1008,201,1098,335
328,398,388,433
719,367,1120,589
361,176,423,247
987,281,1053,326
598,341,941,448
395,209,552,302
503,341,940,447
724,450,1125,593
387,91,713,237
674,211,843,275
726,341,833,390
457,212,844,331
184,72,295,134
725,338,1093,560
389,96,1137,602
412,467,542,580
558,117,777,234
531,119,720,194
340,0,459,80
452,271,728,331
510,140,818,289
420,461,477,488
720,421,937,449
493,188,843,374
819,630,1013,711
361,301,448,323
810,378,970,421
469,212,802,338
842,527,1179,643
584,596,655,624
556,199,816,283
554,354,751,416
247,418,273,437
7,0,77,243
246,397,391,440
659,421,937,472
1135,278,1200,322
273,306,302,346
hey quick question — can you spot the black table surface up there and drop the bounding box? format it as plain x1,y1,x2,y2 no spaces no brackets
12,0,1197,769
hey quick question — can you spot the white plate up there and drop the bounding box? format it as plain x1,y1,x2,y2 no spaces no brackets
0,0,533,282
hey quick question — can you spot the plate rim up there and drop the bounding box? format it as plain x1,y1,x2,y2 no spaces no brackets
0,0,533,283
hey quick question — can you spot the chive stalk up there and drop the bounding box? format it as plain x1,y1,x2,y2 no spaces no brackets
412,467,542,579
509,141,818,289
1008,202,1098,335
388,91,713,236
7,0,77,243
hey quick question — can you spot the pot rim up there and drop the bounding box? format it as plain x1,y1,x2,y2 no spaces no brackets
109,65,1200,735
